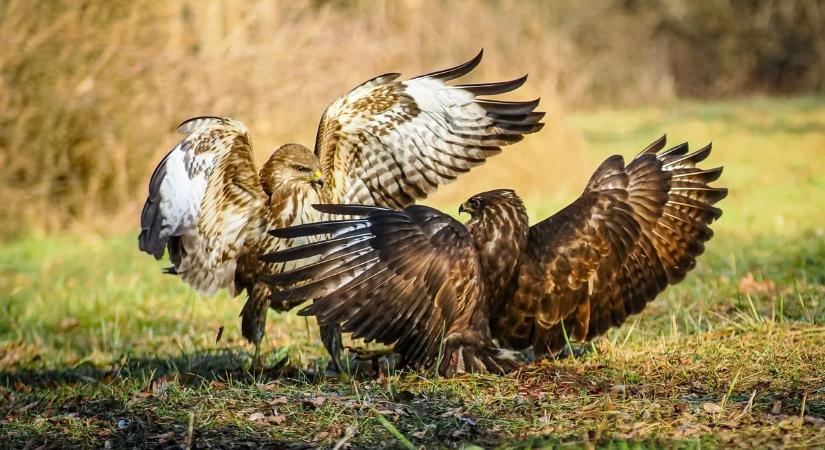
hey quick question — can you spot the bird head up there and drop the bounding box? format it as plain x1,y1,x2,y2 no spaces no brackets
460,189,521,217
260,144,325,195
458,196,483,217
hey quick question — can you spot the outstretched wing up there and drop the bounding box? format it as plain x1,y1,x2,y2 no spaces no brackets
315,50,544,208
138,117,266,295
495,136,727,354
261,204,485,370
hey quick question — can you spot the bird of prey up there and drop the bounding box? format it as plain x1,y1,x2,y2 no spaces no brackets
262,136,727,375
137,51,544,369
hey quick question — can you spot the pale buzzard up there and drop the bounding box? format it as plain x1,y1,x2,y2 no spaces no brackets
138,51,544,368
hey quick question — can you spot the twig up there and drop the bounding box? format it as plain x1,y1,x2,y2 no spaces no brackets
185,411,195,450
742,390,757,416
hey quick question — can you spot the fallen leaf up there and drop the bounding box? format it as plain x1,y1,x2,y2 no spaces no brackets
304,396,326,408
312,431,329,442
269,396,288,405
738,272,775,296
411,430,427,439
265,414,286,425
702,402,723,414
248,412,265,422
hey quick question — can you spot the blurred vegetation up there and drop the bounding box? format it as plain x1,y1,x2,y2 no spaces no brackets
0,0,823,238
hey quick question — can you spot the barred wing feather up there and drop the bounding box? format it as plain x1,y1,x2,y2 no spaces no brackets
138,117,266,295
315,50,544,208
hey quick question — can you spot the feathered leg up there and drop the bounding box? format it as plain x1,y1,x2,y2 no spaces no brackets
241,289,269,372
319,324,344,374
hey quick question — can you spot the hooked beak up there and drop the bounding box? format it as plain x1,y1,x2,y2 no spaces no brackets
308,170,325,188
458,203,470,216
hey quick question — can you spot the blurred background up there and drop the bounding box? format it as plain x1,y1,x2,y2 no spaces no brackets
1,0,823,238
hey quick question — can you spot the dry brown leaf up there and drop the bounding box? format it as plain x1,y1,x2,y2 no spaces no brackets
312,431,330,442
702,402,723,414
304,396,326,408
738,272,776,296
265,414,286,425
269,396,288,405
248,412,265,422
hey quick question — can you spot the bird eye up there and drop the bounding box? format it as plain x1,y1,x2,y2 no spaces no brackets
294,165,309,172
470,198,481,208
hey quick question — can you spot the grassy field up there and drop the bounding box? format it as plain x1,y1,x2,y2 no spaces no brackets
2,97,824,448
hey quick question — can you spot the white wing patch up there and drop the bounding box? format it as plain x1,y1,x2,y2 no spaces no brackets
139,117,265,296
313,51,544,210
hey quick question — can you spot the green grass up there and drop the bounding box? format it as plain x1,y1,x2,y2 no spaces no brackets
2,97,825,448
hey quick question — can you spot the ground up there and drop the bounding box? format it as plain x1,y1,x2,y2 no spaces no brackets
2,97,824,448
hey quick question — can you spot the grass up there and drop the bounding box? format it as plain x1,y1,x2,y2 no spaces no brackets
2,97,825,448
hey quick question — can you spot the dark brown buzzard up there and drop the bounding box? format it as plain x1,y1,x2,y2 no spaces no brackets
138,51,544,368
262,136,727,374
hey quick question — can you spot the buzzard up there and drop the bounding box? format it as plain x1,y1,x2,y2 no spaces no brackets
263,136,727,374
138,51,544,369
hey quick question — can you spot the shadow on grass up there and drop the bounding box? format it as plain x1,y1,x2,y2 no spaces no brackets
1,348,282,387
0,346,400,390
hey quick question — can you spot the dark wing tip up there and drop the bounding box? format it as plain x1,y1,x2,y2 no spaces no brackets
457,74,529,96
417,49,484,81
267,228,295,239
138,230,164,260
175,116,224,134
637,134,668,157
477,98,541,116
311,204,389,216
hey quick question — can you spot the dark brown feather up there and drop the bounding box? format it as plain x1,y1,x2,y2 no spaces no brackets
492,137,725,355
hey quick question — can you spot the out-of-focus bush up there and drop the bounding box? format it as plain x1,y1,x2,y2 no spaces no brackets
658,0,825,97
0,0,822,237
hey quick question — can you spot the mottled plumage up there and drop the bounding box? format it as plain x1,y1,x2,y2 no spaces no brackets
263,136,727,374
138,52,544,366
